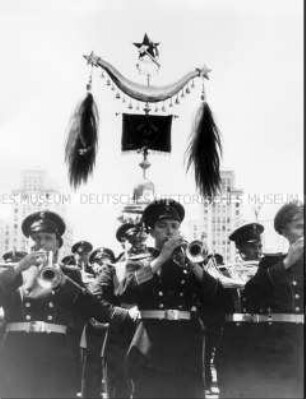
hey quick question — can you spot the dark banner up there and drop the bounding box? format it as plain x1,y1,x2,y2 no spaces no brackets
122,114,172,152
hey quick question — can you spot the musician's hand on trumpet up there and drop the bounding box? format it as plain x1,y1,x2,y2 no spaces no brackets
15,251,47,273
15,250,64,290
160,234,186,263
149,234,185,274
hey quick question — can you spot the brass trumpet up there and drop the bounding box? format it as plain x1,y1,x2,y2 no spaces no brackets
186,240,209,263
172,239,209,266
36,251,63,290
204,256,246,289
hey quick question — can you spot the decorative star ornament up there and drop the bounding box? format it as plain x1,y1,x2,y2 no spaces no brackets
134,33,160,65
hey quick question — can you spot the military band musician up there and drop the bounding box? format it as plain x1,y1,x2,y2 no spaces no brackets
0,210,135,398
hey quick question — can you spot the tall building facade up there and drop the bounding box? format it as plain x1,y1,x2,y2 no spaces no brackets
0,170,73,259
0,219,10,256
187,170,244,264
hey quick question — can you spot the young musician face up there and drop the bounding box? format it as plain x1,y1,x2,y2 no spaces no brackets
31,232,59,253
150,218,181,249
282,214,304,244
238,240,262,261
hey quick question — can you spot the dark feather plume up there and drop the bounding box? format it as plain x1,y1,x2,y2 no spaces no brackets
65,92,99,189
186,102,222,198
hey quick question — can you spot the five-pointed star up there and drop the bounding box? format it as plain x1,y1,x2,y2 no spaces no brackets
133,33,159,59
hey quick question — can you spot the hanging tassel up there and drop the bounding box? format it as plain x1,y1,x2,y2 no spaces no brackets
65,91,99,188
186,102,222,198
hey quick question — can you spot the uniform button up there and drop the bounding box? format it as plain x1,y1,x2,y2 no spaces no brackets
292,281,297,286
242,308,247,312
183,269,188,275
179,292,184,297
25,302,31,308
48,302,54,308
178,305,183,309
191,306,197,312
180,280,186,285
25,315,31,320
294,294,300,299
47,315,53,321
158,291,163,296
242,297,246,302
295,307,300,312
158,303,164,309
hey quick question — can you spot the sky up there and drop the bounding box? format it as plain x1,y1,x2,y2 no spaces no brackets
0,0,303,251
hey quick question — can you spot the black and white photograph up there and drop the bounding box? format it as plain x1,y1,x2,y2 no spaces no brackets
0,0,303,398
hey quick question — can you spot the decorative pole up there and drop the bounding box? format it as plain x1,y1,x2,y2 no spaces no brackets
138,147,151,179
133,34,160,178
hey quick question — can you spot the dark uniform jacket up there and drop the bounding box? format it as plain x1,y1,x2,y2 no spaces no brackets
0,266,130,398
217,254,304,399
87,263,135,399
118,251,227,398
244,254,303,313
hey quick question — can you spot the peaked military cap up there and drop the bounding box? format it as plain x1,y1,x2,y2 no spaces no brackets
2,250,27,263
89,247,115,264
71,240,93,255
229,223,264,246
142,199,185,228
22,210,66,238
61,254,77,266
116,223,136,242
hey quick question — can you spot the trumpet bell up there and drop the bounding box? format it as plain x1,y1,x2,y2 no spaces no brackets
186,240,209,263
36,251,63,290
37,265,63,290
